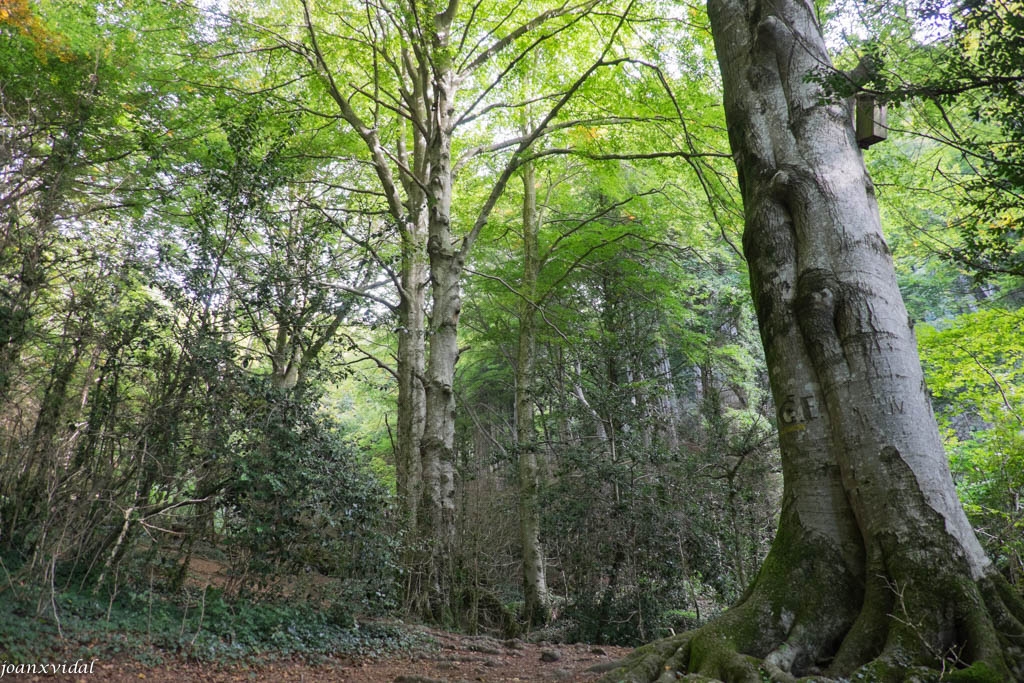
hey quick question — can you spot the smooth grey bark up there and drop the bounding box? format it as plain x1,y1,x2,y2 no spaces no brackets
393,44,430,550
262,243,371,393
515,160,549,625
604,0,1024,680
269,343,302,390
573,359,609,444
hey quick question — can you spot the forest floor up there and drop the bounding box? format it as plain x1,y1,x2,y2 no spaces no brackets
2,557,634,682
69,628,631,682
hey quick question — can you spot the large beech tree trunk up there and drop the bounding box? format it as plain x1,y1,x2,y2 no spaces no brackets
604,1,1024,681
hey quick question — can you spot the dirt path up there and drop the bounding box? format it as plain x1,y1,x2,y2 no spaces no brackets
51,630,632,682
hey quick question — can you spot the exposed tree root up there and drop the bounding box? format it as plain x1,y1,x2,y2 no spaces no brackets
601,404,1024,682
596,631,763,683
599,524,860,682
599,463,1024,683
599,571,1024,683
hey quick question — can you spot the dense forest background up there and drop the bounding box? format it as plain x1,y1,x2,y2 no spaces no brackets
1,0,1021,657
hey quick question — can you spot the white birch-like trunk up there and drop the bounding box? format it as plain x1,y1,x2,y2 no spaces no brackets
515,160,548,625
396,235,426,538
652,341,680,451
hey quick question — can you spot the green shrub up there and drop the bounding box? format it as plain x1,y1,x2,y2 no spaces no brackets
561,579,696,646
215,379,399,614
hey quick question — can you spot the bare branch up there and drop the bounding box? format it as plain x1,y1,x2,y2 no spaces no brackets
299,0,408,226
459,0,598,76
454,1,598,128
453,115,680,172
540,189,657,264
343,342,400,382
327,282,400,314
464,268,572,344
303,200,403,294
524,147,730,164
457,0,643,260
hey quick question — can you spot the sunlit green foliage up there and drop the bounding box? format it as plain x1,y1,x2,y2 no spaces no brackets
919,308,1024,583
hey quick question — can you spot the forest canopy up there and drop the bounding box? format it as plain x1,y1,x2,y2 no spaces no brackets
0,0,1022,680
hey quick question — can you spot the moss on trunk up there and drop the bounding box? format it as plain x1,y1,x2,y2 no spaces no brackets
601,569,1024,681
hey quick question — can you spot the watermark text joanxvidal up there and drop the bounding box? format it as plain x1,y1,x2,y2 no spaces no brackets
0,659,97,677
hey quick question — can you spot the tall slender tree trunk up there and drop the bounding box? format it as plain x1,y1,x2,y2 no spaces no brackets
396,234,426,538
269,334,302,390
515,160,548,625
651,340,680,451
604,1,1024,680
394,43,432,588
299,0,615,621
394,164,429,611
419,62,460,617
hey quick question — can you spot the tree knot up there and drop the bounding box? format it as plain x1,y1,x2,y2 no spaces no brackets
769,169,792,198
795,268,845,371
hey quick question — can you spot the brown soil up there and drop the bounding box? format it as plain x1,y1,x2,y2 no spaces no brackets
41,629,631,682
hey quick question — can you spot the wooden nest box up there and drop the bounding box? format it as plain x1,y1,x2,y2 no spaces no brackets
855,92,887,149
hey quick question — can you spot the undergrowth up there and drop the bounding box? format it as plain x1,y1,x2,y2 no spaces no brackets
0,583,424,667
